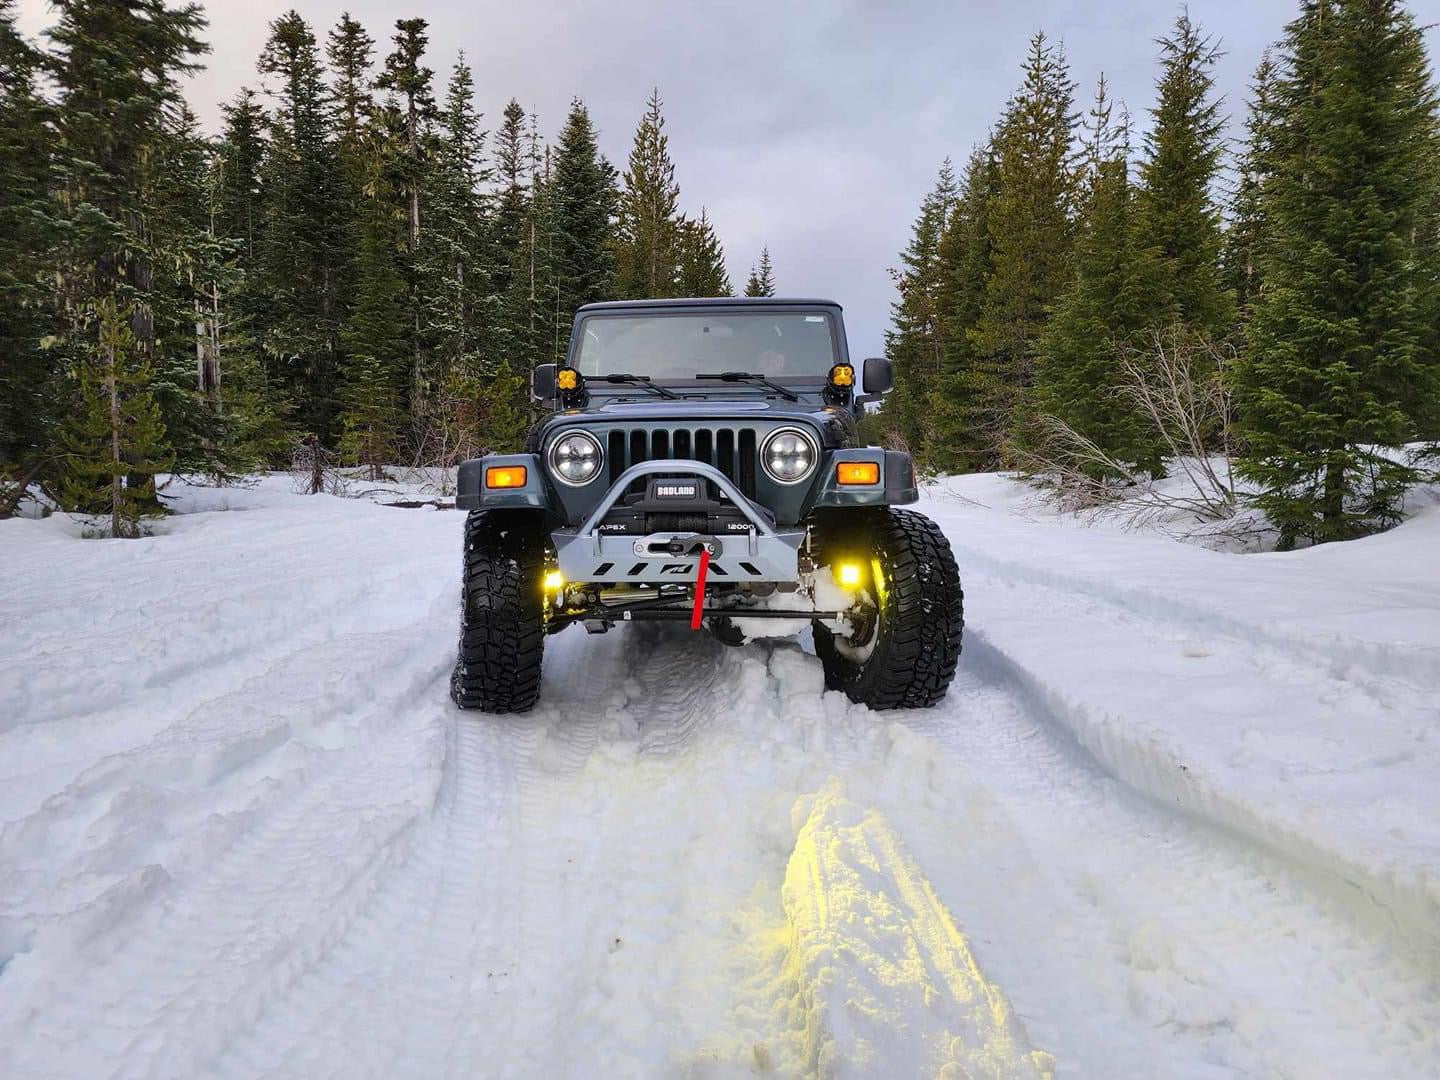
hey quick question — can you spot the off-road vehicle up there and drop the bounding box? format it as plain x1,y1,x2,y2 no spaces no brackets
452,298,963,713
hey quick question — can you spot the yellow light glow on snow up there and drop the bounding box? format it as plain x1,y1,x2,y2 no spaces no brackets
781,782,1056,1078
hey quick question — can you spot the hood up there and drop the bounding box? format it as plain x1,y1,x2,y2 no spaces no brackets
535,396,854,446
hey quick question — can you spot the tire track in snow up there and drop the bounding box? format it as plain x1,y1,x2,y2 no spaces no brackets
207,627,643,1079
0,563,448,825
943,531,1440,690
955,558,1440,976
894,658,1440,1077
0,603,458,1080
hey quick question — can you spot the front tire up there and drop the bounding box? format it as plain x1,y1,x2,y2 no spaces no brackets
451,509,547,713
814,508,963,710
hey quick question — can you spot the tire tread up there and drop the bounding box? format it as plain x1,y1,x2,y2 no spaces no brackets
451,510,546,713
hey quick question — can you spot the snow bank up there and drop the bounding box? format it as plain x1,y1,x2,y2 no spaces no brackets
924,474,1440,971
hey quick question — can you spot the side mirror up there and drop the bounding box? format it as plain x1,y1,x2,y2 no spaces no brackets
861,357,893,397
530,363,556,402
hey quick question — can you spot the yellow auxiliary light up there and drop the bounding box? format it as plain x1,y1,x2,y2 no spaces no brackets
485,465,528,489
543,570,565,591
837,562,863,588
557,368,579,391
829,363,855,388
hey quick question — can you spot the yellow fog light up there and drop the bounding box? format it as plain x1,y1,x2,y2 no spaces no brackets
836,461,880,485
557,368,579,391
544,570,564,591
829,363,855,388
486,465,527,489
837,562,863,588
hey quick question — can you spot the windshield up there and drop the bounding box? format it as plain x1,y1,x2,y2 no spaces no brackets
573,311,838,382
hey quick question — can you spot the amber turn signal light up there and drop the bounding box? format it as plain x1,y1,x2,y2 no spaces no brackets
485,465,528,488
829,363,855,388
557,368,579,391
836,461,880,485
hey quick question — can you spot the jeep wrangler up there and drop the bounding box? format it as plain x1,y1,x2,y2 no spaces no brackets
452,298,963,713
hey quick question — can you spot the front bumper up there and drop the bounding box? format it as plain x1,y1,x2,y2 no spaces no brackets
551,460,805,585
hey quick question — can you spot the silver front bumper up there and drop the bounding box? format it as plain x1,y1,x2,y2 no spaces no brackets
551,460,806,585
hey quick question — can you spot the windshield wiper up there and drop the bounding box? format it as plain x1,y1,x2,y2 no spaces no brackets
592,373,678,399
695,371,799,402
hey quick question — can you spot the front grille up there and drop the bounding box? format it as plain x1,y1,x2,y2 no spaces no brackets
606,426,758,499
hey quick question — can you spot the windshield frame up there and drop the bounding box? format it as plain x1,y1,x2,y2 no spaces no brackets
567,306,848,387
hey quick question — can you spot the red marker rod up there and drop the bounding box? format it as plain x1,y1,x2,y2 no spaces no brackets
690,548,711,630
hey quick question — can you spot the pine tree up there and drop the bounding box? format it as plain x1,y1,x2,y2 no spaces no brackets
45,0,208,509
420,56,488,381
551,98,619,347
210,89,294,469
968,32,1079,464
327,13,374,151
1233,0,1440,546
1222,53,1280,320
256,11,344,440
0,1,58,497
744,246,775,297
478,359,528,453
325,12,375,341
1035,81,1165,476
376,18,437,413
882,161,958,455
512,112,555,364
614,88,683,298
338,132,407,479
923,144,998,472
144,105,243,477
1136,11,1234,339
60,298,173,537
213,89,267,262
678,209,731,297
489,99,534,366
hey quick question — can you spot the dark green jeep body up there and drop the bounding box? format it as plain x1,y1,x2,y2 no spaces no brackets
452,298,962,714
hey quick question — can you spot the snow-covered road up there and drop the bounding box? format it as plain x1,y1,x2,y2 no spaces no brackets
2,477,1437,1078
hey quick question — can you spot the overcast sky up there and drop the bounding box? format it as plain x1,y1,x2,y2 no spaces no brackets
15,1,1440,357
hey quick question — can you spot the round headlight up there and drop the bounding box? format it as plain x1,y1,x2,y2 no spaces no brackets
549,431,603,485
761,428,818,484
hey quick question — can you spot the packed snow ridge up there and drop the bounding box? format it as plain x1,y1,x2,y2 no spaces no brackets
1,472,1437,1077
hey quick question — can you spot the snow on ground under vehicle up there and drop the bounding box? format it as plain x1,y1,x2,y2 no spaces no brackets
1,473,1437,1077
450,298,963,714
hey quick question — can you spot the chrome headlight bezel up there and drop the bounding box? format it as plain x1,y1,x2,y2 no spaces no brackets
760,426,819,486
548,430,604,486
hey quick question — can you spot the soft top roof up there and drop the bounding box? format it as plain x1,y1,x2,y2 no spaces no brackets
576,297,842,313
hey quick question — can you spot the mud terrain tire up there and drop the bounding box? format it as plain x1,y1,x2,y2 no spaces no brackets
814,508,963,710
451,510,546,713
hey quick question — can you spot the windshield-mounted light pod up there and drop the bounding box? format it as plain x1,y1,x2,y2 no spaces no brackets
549,430,604,485
829,363,855,388
760,427,819,485
556,368,580,391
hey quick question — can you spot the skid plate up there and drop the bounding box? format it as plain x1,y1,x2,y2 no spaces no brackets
553,528,804,584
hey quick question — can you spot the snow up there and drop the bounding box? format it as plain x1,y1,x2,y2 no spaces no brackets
1,472,1437,1077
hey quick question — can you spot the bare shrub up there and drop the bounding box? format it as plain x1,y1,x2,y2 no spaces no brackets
290,436,347,496
1022,327,1240,531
